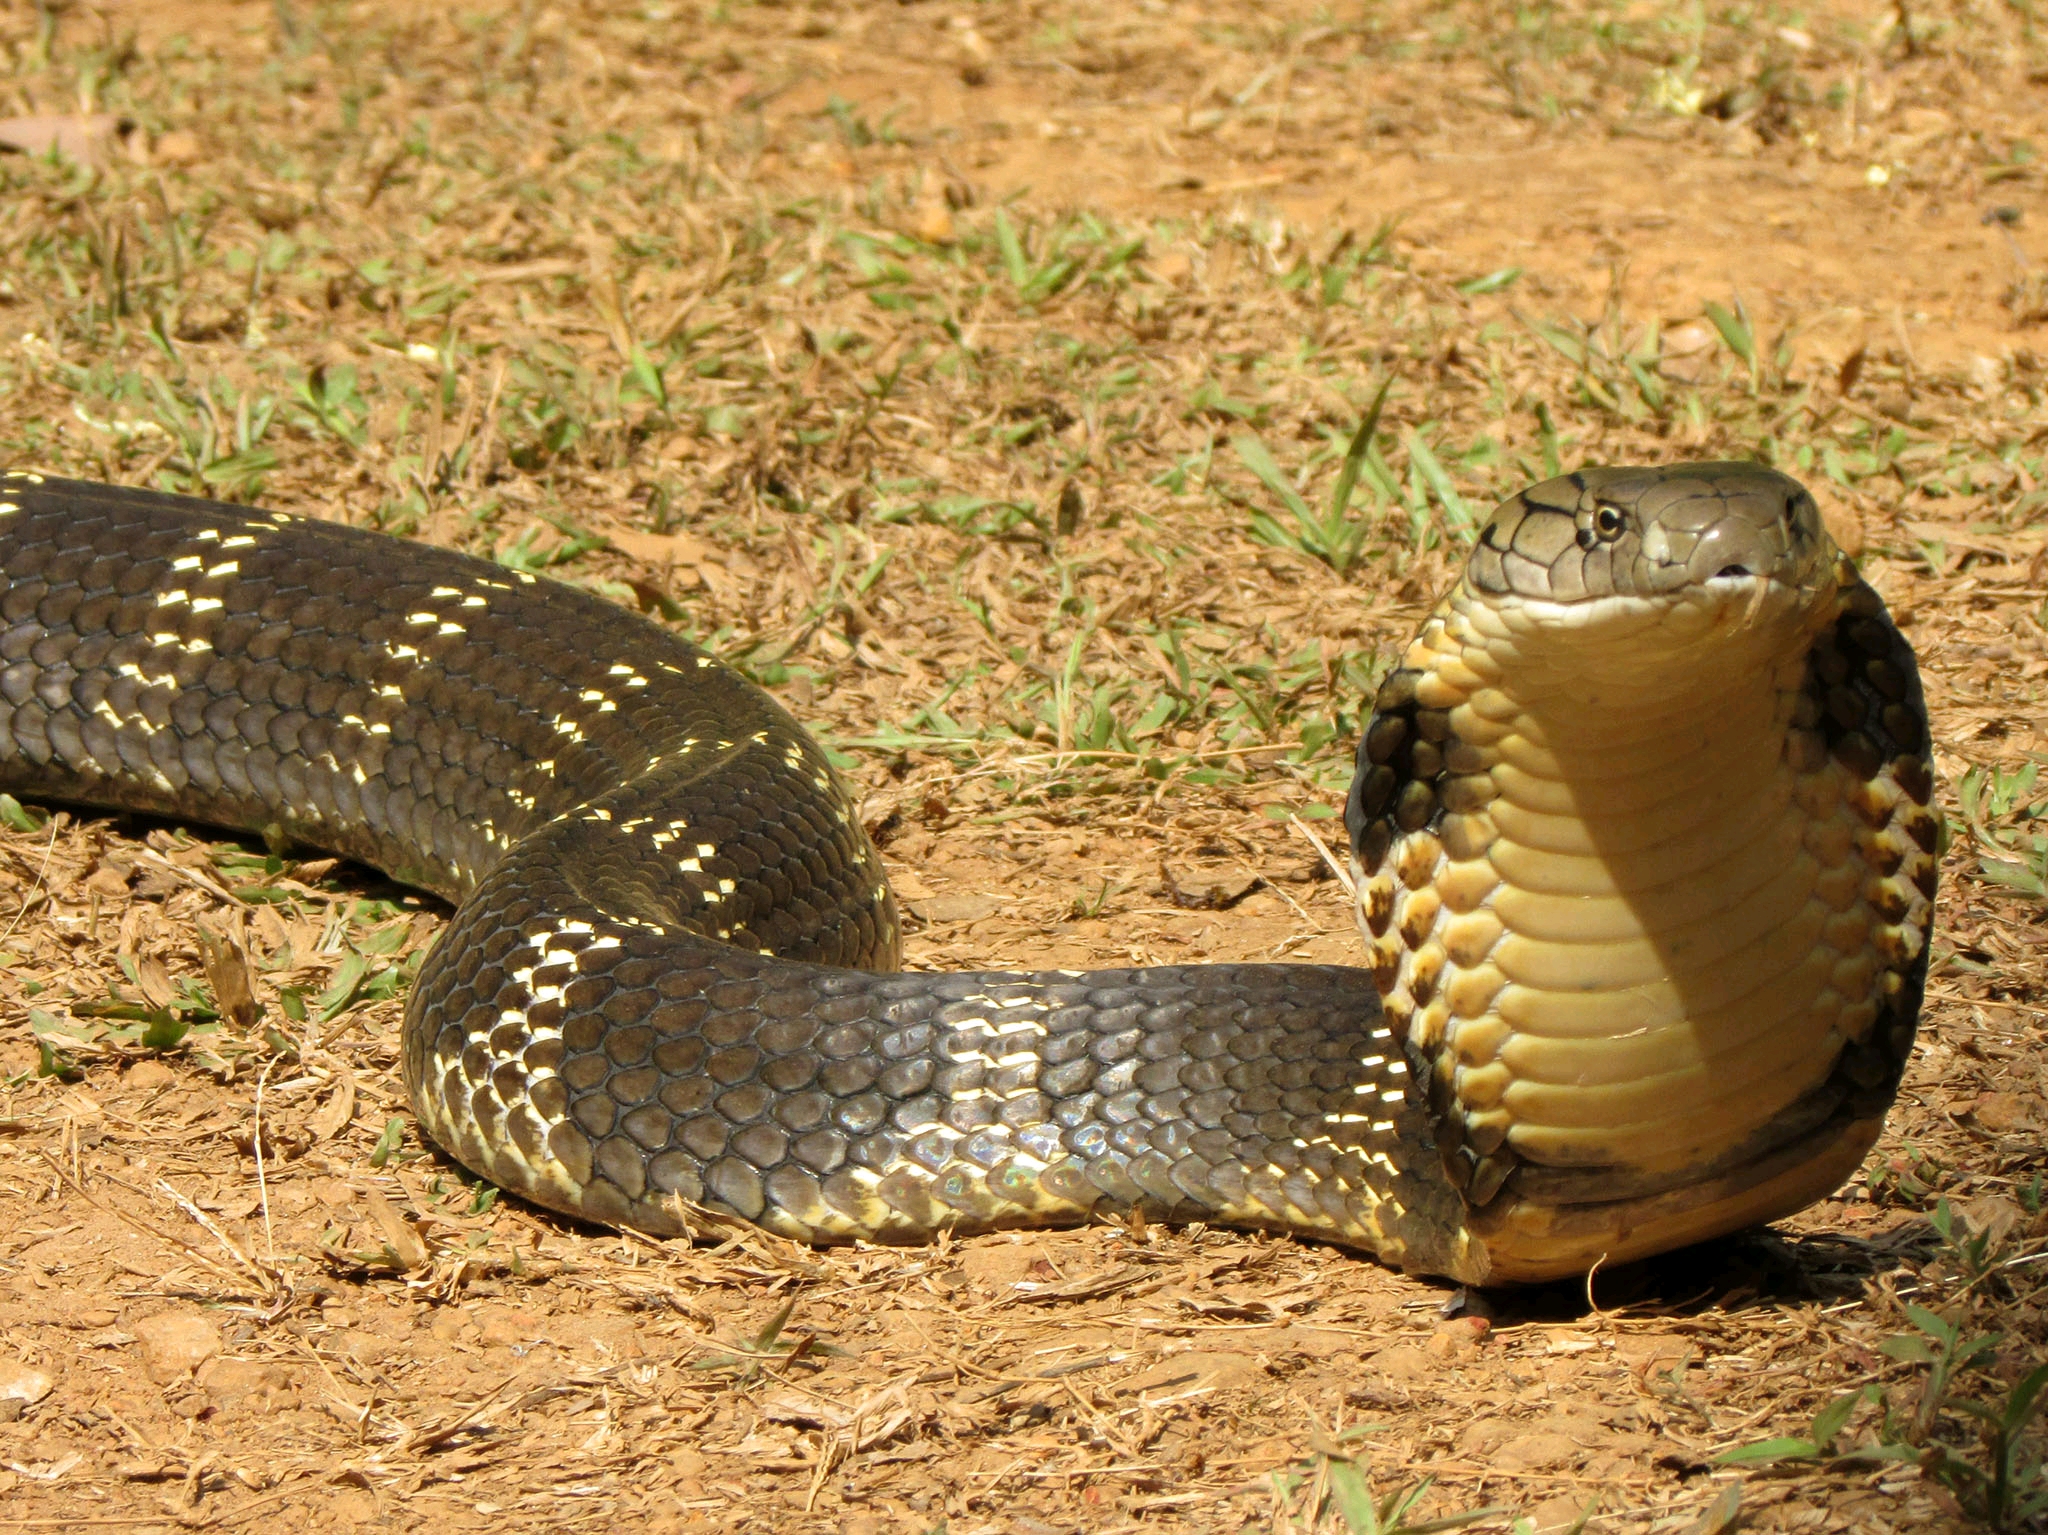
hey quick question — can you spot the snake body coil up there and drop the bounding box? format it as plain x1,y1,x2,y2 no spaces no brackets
0,465,1935,1284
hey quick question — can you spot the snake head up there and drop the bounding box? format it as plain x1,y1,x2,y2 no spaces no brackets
1469,462,1832,605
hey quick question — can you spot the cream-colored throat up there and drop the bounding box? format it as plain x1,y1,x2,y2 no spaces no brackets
1362,580,1869,1183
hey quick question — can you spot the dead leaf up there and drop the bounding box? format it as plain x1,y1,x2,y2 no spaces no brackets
911,891,1003,924
309,1068,357,1142
0,113,124,168
1954,1193,2025,1247
1157,863,1261,909
133,955,178,1011
364,1188,430,1271
1122,1350,1268,1397
469,257,581,285
1490,1431,1583,1473
132,1312,222,1382
0,1359,54,1422
760,1391,856,1430
888,867,935,901
84,859,133,898
909,198,955,244
1968,1091,2041,1133
1814,486,1865,558
1004,1264,1156,1305
761,1382,917,1451
151,129,201,166
607,526,717,569
198,925,263,1032
1678,1481,1742,1535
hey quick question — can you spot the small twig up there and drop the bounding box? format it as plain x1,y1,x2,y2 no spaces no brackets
398,1368,531,1455
253,1055,279,1268
0,813,59,946
153,1178,283,1300
37,1150,271,1299
1286,812,1356,899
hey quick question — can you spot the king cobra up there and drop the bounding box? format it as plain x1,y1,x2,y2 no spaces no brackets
0,463,1936,1284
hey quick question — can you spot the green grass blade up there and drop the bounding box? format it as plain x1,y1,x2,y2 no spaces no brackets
1714,1436,1821,1465
1229,432,1314,523
1325,379,1391,527
994,208,1029,290
1703,299,1755,365
1326,1456,1381,1533
1404,429,1474,534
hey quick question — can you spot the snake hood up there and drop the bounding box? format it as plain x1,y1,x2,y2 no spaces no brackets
1346,461,1935,1280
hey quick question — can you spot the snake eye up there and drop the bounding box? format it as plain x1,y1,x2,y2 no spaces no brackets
1592,504,1626,541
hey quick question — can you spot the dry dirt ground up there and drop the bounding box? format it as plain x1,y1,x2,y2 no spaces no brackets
0,1,2045,1531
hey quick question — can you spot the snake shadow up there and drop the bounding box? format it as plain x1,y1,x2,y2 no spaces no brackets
1452,1216,1941,1325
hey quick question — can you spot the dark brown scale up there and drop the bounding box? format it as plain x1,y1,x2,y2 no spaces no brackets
1893,755,1934,806
1374,669,1421,712
1881,704,1926,752
1834,731,1883,781
1907,813,1940,859
1364,713,1408,764
1355,820,1392,876
1465,1151,1516,1206
1441,1147,1473,1192
1825,685,1867,731
1356,765,1397,817
1864,657,1908,701
1394,780,1437,833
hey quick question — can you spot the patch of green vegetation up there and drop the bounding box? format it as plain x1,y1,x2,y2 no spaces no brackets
1266,1423,1507,1534
1957,759,2048,901
1718,1196,2048,1531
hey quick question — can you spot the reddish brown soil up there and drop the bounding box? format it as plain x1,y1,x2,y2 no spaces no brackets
0,3,2043,1532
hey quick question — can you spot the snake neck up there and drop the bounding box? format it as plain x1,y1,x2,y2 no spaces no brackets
1347,556,1938,1282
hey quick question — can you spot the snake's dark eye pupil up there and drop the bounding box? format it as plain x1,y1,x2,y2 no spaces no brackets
1594,506,1625,539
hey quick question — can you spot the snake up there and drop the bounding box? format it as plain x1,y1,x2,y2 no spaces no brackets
0,462,1936,1285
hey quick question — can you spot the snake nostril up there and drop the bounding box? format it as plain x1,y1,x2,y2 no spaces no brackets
1715,564,1753,579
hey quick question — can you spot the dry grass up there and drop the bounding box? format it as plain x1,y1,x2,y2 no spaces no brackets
0,0,2043,1531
